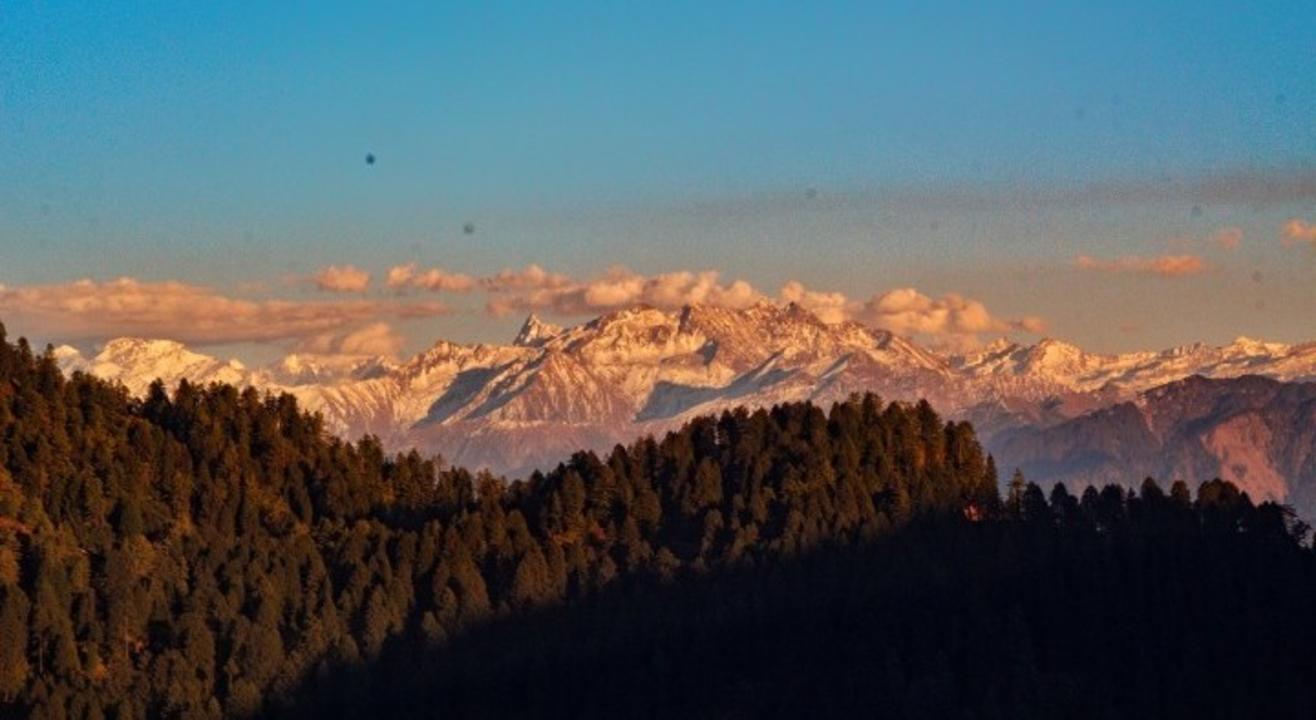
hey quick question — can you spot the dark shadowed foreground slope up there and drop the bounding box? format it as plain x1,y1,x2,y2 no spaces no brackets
284,499,1316,720
2,325,1315,719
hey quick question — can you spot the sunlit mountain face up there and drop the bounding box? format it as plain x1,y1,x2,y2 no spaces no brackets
53,302,1316,515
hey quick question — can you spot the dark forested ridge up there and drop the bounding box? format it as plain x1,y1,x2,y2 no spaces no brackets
2,323,1315,719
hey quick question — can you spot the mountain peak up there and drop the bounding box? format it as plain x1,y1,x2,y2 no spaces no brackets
52,345,88,374
513,314,563,347
53,304,1316,482
1227,336,1288,356
102,337,186,354
1020,338,1088,366
79,337,251,396
1032,337,1078,351
270,352,397,385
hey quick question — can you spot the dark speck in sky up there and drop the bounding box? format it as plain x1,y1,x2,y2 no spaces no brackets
804,187,818,200
365,153,376,165
463,222,476,235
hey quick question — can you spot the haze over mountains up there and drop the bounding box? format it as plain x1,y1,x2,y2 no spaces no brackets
54,302,1316,513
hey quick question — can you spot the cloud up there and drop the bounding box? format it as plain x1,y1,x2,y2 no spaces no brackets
1074,254,1208,277
385,263,477,293
481,264,572,292
485,266,764,317
1282,218,1316,247
295,322,405,358
1,267,1045,356
776,281,1044,349
779,280,851,324
852,288,1045,350
1209,226,1243,251
313,265,371,293
0,277,447,345
478,265,1042,349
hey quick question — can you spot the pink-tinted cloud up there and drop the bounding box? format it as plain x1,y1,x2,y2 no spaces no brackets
1074,254,1208,277
485,267,764,317
478,265,1043,349
385,263,477,293
1209,226,1243,251
1,266,1048,354
779,280,851,324
0,277,447,345
854,288,1044,350
313,264,371,293
1282,218,1316,247
296,322,405,358
481,264,572,292
775,281,1044,349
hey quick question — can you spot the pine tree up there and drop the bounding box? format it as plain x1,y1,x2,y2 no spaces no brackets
1007,469,1027,519
0,587,31,701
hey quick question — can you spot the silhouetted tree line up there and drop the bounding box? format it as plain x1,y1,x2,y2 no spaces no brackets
0,322,1313,719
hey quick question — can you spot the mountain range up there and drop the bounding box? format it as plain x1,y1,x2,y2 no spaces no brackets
52,302,1316,514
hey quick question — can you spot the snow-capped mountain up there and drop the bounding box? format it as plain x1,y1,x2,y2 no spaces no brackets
267,353,399,386
512,314,563,348
954,335,1316,399
56,338,257,397
54,303,1316,484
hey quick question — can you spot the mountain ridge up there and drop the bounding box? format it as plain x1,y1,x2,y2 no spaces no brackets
992,374,1316,513
51,303,1316,490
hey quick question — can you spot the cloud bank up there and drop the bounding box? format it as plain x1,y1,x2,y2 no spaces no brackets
0,264,1048,354
485,267,762,318
0,277,447,346
373,261,1041,347
1074,254,1208,277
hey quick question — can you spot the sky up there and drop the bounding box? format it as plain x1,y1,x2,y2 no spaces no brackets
2,1,1314,363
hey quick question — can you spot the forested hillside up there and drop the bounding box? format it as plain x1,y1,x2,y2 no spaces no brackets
2,323,1315,719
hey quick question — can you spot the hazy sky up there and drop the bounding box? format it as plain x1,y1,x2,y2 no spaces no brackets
2,1,1314,361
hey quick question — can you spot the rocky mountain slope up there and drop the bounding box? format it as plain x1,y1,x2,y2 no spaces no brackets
991,375,1316,515
54,302,1316,497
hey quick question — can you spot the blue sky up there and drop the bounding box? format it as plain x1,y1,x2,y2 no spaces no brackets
1,1,1314,358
